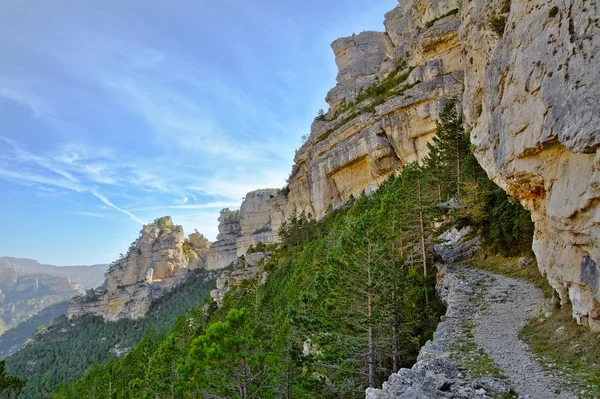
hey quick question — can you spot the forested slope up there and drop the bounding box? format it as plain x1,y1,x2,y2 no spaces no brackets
5,269,215,398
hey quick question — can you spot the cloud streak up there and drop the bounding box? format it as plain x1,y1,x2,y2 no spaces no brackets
91,190,145,225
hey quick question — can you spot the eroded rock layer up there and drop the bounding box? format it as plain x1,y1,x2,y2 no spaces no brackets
68,217,209,321
287,1,463,220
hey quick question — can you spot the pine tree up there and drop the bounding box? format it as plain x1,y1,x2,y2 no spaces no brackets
178,308,278,399
0,360,25,399
425,98,471,198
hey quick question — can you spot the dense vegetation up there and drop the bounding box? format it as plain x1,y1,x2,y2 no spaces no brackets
5,269,215,398
51,98,534,398
0,360,25,398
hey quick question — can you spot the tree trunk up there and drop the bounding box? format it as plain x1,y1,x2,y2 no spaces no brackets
392,283,399,373
456,150,461,196
367,243,375,388
241,359,249,399
417,178,427,276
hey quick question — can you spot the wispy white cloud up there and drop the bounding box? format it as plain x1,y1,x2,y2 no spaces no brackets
0,137,150,224
132,201,240,211
91,190,145,225
0,86,54,119
0,166,85,192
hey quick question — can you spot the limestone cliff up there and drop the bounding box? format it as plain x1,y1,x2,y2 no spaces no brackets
208,0,599,329
207,1,465,269
68,217,209,321
461,0,600,329
286,1,463,219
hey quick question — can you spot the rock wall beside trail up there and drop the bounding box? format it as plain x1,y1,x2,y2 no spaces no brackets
461,0,600,329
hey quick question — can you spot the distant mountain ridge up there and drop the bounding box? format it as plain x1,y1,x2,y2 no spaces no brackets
0,257,107,289
0,257,107,335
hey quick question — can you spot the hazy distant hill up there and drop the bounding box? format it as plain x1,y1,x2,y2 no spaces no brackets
0,257,107,289
0,301,69,359
0,257,107,335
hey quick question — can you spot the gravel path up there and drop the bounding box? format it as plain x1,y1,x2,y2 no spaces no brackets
367,264,579,398
473,271,577,399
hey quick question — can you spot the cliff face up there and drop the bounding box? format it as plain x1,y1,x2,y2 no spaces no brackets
461,0,600,329
207,0,465,267
286,0,463,219
69,217,209,321
207,0,599,329
206,190,279,270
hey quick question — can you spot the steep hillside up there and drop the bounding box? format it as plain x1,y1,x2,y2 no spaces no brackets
0,301,68,359
206,0,465,270
0,258,107,339
0,263,75,335
51,99,538,398
8,0,596,397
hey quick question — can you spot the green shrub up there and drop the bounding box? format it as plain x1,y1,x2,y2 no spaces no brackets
489,15,507,36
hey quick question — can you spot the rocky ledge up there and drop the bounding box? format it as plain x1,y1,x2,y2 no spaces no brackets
210,252,268,306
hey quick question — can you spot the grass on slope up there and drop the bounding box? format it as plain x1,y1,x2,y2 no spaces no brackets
466,253,553,298
520,305,600,398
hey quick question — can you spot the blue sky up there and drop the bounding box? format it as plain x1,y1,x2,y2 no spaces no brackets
0,0,397,265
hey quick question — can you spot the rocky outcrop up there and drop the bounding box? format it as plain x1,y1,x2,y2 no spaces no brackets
206,190,279,270
210,252,267,306
68,217,209,321
461,0,600,329
433,226,481,264
286,2,464,219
